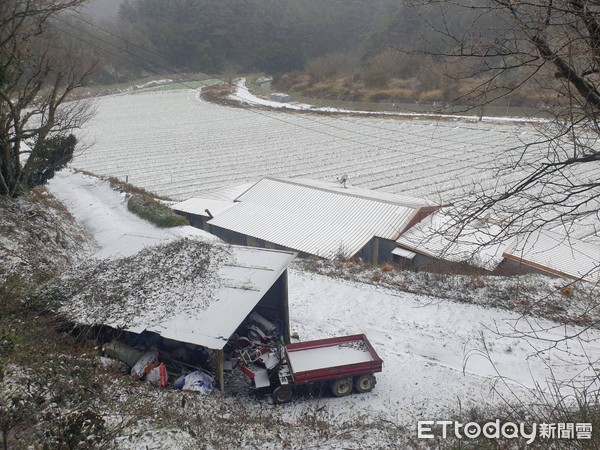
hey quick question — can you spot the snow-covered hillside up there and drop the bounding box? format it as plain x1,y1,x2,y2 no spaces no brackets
47,170,600,432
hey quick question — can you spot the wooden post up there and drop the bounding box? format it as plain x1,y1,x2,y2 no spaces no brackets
281,270,291,344
216,349,224,393
372,237,379,264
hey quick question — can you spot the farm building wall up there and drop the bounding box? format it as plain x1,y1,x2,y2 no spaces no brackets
494,258,558,278
208,225,247,246
392,251,494,275
392,251,435,267
251,270,290,344
208,225,311,258
209,224,399,263
176,211,210,231
358,237,397,264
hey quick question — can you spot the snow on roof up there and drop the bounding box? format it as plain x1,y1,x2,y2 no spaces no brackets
208,177,431,259
171,197,235,217
503,230,600,283
58,239,295,349
397,209,600,281
197,182,255,202
395,209,508,271
237,177,434,208
391,247,416,259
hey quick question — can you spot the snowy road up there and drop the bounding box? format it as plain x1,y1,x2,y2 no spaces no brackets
47,170,217,259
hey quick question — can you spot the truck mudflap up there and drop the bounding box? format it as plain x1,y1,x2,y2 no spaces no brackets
238,363,271,389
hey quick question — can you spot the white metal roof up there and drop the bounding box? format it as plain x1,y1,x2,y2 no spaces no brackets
391,247,416,259
171,197,235,217
503,230,600,283
62,241,296,349
395,208,508,271
396,209,600,281
208,177,427,259
236,177,434,208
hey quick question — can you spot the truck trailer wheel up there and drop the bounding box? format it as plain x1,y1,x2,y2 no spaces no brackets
353,374,376,393
330,378,353,397
272,386,293,404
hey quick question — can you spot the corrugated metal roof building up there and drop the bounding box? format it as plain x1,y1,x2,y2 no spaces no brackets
171,183,254,231
204,177,439,263
394,209,600,282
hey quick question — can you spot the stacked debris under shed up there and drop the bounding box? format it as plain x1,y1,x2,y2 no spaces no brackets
97,309,285,395
226,312,286,390
101,334,215,394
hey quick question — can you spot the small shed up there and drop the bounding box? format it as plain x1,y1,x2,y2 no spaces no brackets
171,197,235,230
171,182,253,231
57,239,296,391
191,177,439,264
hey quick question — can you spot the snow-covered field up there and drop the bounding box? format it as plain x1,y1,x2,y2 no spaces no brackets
75,88,528,202
72,86,600,244
47,170,600,432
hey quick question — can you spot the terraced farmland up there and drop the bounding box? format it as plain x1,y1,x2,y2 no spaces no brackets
74,88,600,243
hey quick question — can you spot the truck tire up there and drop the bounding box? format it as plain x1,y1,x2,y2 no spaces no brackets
272,385,293,404
353,374,376,393
330,378,353,397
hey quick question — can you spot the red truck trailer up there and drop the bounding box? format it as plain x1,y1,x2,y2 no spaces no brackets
239,334,383,404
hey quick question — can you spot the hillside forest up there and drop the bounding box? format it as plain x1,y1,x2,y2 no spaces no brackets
75,0,560,108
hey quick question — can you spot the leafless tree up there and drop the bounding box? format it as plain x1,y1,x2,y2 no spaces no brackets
221,60,240,91
406,1,600,257
0,0,96,198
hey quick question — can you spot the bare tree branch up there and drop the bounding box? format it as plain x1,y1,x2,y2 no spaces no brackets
0,0,96,197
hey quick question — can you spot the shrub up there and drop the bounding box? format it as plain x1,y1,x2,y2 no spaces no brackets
306,52,357,84
362,68,389,88
127,194,189,228
419,89,444,103
369,49,403,78
381,263,394,272
42,410,107,450
559,285,575,297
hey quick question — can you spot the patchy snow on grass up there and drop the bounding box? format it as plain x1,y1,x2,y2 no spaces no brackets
0,187,93,280
134,79,174,90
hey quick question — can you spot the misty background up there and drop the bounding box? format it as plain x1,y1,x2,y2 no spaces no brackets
72,0,540,108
